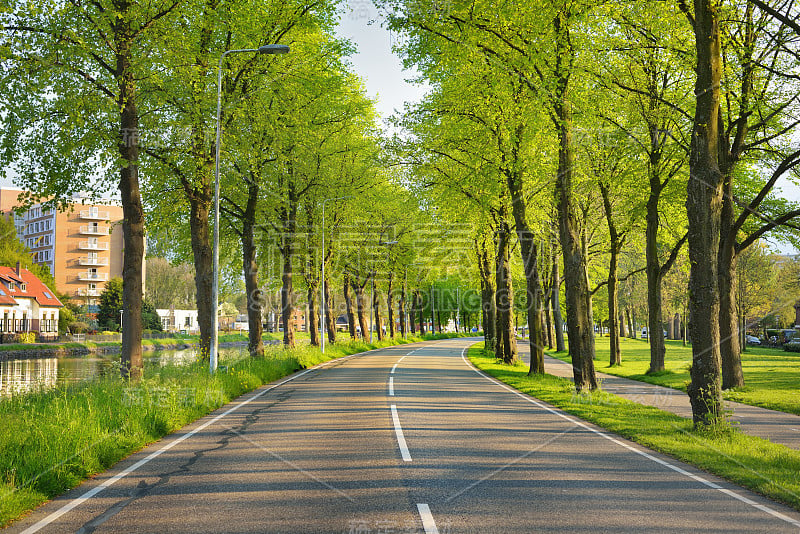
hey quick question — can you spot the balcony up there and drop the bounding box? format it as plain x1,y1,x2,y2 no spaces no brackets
77,272,109,282
79,225,109,235
78,257,108,266
78,241,109,251
76,288,101,297
79,209,110,220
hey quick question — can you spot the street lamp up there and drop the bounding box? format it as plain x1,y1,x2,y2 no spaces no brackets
321,196,350,354
211,44,290,374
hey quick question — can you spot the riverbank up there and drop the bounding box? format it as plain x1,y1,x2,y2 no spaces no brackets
0,332,469,528
0,333,275,361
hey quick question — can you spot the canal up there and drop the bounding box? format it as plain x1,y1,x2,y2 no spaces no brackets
0,345,250,397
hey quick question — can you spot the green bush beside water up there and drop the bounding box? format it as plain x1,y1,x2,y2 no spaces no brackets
0,332,468,527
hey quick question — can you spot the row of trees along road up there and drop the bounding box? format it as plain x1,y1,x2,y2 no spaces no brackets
383,0,800,426
3,0,800,427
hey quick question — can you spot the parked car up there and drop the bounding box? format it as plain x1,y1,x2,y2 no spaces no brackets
745,335,761,345
641,328,667,339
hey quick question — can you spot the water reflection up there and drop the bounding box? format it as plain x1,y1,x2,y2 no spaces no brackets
0,345,246,397
0,357,112,397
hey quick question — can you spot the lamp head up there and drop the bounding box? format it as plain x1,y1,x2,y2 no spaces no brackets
258,44,290,54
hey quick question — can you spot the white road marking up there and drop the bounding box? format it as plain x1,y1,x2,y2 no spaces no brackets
391,355,408,374
19,351,371,534
391,404,412,462
416,503,439,534
460,347,800,529
389,376,395,396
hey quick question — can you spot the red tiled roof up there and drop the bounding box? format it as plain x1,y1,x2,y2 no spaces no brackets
0,266,63,307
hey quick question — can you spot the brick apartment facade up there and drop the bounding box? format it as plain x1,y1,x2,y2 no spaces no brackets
0,188,125,310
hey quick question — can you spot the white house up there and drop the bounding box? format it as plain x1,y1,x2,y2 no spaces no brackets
0,262,63,340
156,308,200,334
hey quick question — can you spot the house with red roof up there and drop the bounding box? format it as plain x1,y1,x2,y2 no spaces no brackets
0,262,63,341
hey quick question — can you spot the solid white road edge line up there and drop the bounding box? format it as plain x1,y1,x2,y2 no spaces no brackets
19,350,371,534
391,404,413,462
459,347,800,529
416,503,439,534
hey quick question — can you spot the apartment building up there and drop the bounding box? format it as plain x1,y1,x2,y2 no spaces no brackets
0,188,125,310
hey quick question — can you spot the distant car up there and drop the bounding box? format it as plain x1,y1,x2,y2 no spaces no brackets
641,328,667,339
746,335,761,345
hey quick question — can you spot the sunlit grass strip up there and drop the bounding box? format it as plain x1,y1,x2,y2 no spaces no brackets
468,345,800,512
548,337,800,416
0,332,467,527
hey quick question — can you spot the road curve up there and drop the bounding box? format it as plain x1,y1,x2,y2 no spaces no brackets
9,338,800,533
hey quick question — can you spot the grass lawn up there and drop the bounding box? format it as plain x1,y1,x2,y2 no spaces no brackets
547,337,800,416
469,345,800,513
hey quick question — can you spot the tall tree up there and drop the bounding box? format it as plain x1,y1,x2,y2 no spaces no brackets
685,0,725,426
1,0,181,379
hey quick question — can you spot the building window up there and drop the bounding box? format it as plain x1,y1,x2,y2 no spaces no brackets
185,316,192,327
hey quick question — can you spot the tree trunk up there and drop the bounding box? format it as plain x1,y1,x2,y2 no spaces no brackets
495,222,517,364
411,290,418,334
430,286,437,334
387,273,395,338
626,308,634,340
719,173,745,389
687,0,724,426
551,243,566,352
416,291,425,335
600,182,622,367
544,301,553,350
506,161,545,374
242,182,264,357
280,197,297,348
307,283,320,347
116,20,144,379
324,276,336,343
477,233,496,351
373,278,384,341
645,154,668,372
399,277,406,337
343,270,357,339
554,10,596,390
354,276,369,341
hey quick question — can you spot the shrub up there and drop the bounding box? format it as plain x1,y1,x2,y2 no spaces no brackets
69,321,90,334
18,332,35,344
783,342,800,353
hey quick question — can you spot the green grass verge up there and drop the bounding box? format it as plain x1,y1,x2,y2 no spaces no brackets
0,331,469,527
469,344,800,512
547,337,800,416
0,332,297,353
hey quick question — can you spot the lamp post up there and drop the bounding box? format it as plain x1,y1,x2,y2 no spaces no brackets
320,196,350,354
119,309,123,334
211,44,289,374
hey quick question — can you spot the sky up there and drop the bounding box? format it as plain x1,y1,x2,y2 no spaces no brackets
334,0,430,125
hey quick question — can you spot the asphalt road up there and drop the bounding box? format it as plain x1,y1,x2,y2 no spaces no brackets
10,338,800,533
